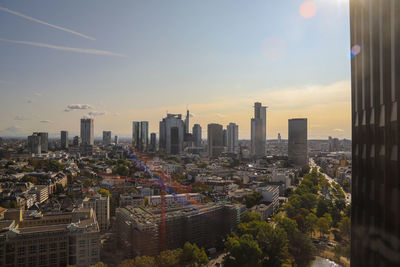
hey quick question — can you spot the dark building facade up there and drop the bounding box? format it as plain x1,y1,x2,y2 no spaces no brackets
350,0,400,265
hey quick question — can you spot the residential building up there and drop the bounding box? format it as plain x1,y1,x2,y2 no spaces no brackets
80,118,94,146
114,135,119,145
83,194,110,231
61,131,68,149
350,0,400,265
227,123,239,153
116,203,242,257
288,118,308,166
73,136,81,147
207,123,224,158
0,208,100,267
251,102,267,158
159,114,185,154
255,185,279,213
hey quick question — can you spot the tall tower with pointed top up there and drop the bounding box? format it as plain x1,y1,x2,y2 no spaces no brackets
184,109,190,134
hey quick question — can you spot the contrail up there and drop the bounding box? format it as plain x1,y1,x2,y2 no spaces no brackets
0,38,126,57
0,6,95,40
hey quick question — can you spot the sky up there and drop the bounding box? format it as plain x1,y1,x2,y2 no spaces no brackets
0,0,351,139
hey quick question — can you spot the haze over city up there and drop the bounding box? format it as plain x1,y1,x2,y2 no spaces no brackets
0,0,350,139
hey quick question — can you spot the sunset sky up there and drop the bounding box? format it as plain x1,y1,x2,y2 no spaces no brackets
0,0,351,139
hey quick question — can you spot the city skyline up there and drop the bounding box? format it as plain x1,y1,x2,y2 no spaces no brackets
0,0,350,139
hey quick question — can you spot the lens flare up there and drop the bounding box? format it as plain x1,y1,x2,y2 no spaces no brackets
351,44,361,58
262,37,286,62
300,1,317,19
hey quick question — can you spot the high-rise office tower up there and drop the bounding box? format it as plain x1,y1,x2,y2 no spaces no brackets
192,124,202,147
350,0,400,265
208,123,224,158
61,131,68,149
103,131,112,146
159,114,185,154
114,135,119,145
27,133,41,154
184,109,190,134
73,136,81,147
132,121,149,151
227,123,239,153
80,118,94,146
150,133,156,151
278,133,282,144
222,129,227,147
288,118,308,167
251,102,267,158
33,132,48,153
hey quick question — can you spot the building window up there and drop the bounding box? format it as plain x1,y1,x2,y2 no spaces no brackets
29,245,36,254
50,243,57,251
18,247,26,256
39,244,47,253
59,242,66,250
79,240,86,248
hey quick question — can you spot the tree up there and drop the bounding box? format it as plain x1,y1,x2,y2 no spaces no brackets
277,217,315,267
223,234,262,267
21,175,38,184
317,217,330,237
241,212,262,223
135,256,156,267
90,263,107,267
98,188,111,197
256,224,288,267
338,216,350,241
118,259,135,267
180,242,209,266
156,249,182,267
304,213,318,235
55,183,64,194
244,192,263,208
316,199,329,217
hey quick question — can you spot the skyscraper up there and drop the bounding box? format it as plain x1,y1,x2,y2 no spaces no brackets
61,130,68,149
159,114,185,154
114,135,119,145
150,133,156,151
33,132,48,153
350,0,400,265
27,133,41,154
207,123,224,158
251,102,267,158
288,118,308,167
277,133,282,144
192,124,202,147
227,123,239,153
80,118,94,146
132,121,149,151
103,131,112,146
184,109,190,134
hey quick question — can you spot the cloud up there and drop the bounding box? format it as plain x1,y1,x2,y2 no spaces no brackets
0,125,22,133
14,115,30,121
0,6,95,40
27,99,34,103
88,111,106,117
40,120,53,124
333,128,344,132
0,38,126,57
34,92,41,97
66,104,93,111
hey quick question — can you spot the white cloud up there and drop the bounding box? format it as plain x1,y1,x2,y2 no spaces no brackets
34,92,41,97
333,128,344,132
0,38,126,57
14,115,30,121
40,120,53,124
0,6,95,40
66,104,93,111
88,111,106,117
0,125,22,133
